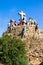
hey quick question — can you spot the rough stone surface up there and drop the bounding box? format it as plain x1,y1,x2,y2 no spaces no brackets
3,25,43,65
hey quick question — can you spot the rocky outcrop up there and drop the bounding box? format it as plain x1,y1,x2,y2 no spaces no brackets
3,25,43,65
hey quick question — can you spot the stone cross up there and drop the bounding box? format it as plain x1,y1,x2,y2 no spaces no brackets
18,11,26,20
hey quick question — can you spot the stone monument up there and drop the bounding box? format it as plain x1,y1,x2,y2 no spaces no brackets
18,11,26,20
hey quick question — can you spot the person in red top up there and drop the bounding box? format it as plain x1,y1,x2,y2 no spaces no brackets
18,19,22,25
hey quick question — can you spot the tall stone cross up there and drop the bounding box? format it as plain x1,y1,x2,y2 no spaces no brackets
18,11,26,20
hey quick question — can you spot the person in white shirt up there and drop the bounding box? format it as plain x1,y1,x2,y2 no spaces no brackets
8,22,10,28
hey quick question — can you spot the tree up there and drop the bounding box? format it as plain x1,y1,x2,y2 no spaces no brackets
0,35,27,65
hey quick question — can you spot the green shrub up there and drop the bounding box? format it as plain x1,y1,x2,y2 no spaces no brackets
0,35,27,65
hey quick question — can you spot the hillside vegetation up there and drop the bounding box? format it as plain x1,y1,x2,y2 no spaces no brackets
0,35,27,65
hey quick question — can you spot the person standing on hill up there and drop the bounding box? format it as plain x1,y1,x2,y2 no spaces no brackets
8,19,16,31
21,19,26,38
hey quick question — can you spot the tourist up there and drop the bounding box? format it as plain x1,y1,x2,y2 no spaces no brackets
10,19,15,27
8,22,10,28
27,18,30,25
22,18,26,25
29,18,33,25
27,18,33,25
21,21,26,38
18,19,22,25
10,19,16,30
14,21,17,26
34,21,38,31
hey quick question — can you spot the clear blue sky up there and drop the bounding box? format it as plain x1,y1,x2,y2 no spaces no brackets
0,0,43,36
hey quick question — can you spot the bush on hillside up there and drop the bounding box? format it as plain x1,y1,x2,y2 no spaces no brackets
0,35,27,65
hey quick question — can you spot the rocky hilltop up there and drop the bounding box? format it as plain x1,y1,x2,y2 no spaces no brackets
3,25,43,65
